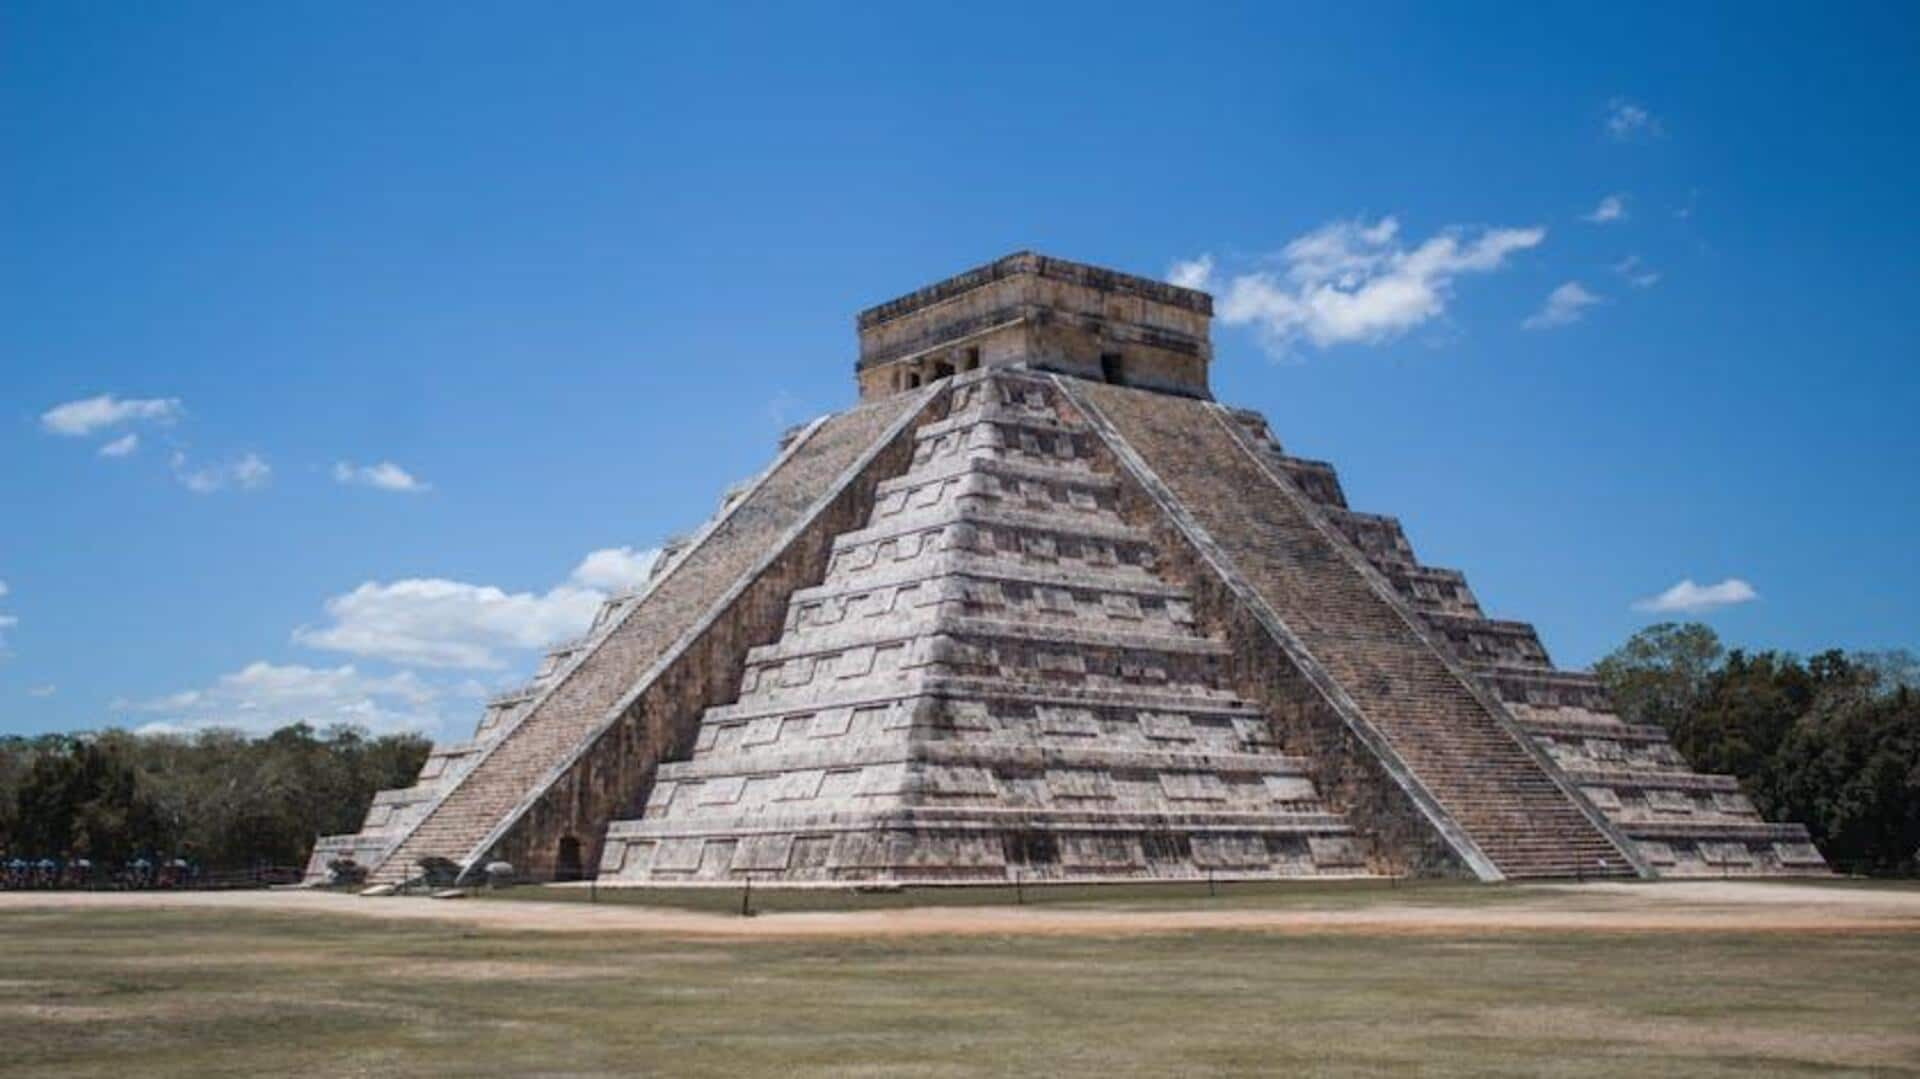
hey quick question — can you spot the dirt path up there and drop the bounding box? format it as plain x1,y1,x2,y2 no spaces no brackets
4,880,1918,939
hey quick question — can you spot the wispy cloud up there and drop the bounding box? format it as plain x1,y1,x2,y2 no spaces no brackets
1633,577,1759,614
98,433,140,458
27,685,55,698
333,460,430,493
1612,255,1662,288
292,546,660,669
172,451,271,494
122,544,662,737
1605,98,1663,141
765,390,806,428
1582,194,1628,224
40,394,183,437
1168,216,1545,356
1522,281,1603,330
569,546,661,592
1167,256,1215,291
122,662,449,737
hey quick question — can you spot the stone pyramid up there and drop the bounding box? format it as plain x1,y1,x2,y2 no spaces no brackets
310,252,1826,888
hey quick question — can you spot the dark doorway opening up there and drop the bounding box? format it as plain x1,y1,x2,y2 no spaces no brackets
1142,831,1191,863
1002,830,1061,866
1100,352,1127,385
933,361,956,381
555,835,585,882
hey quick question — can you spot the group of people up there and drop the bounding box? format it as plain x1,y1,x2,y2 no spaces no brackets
0,856,199,890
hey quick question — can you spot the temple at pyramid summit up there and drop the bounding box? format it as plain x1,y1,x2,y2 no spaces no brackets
308,252,1829,888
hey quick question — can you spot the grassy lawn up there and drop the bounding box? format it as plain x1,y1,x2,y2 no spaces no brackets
1,901,1916,1077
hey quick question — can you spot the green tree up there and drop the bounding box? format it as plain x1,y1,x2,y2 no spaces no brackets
1597,628,1920,875
11,736,171,862
1672,650,1841,784
1768,678,1920,874
1593,622,1725,729
4,723,429,869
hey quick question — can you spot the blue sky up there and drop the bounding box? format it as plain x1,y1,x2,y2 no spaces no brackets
3,2,1916,738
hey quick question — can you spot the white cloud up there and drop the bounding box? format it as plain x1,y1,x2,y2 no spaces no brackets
569,546,661,592
233,453,270,487
293,580,599,669
1582,194,1628,224
124,661,446,736
1167,255,1215,291
172,450,271,494
98,433,140,458
40,394,183,437
1612,255,1662,288
0,580,8,598
1633,578,1759,615
1523,281,1603,330
27,685,55,698
334,460,431,493
292,546,661,669
0,613,16,651
1170,217,1545,355
1605,98,1663,141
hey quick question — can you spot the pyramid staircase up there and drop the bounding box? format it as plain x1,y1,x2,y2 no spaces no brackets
307,392,929,887
599,374,1373,883
1211,411,1826,877
1064,378,1643,881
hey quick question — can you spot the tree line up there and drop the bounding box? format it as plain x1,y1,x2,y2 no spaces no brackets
0,724,428,872
1594,623,1918,875
1,622,1913,876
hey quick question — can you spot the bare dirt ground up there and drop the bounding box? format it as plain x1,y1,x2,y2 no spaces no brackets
5,878,1916,938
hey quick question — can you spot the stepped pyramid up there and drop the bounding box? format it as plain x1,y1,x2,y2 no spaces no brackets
309,252,1826,888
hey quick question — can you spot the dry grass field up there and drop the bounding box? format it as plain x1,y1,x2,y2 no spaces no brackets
1,880,1916,1077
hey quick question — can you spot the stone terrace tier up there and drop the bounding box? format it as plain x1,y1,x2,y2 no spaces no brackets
599,373,1372,884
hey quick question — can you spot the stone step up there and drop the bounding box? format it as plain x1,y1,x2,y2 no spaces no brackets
787,555,1185,611
830,503,1148,554
655,741,1320,784
873,453,1118,501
